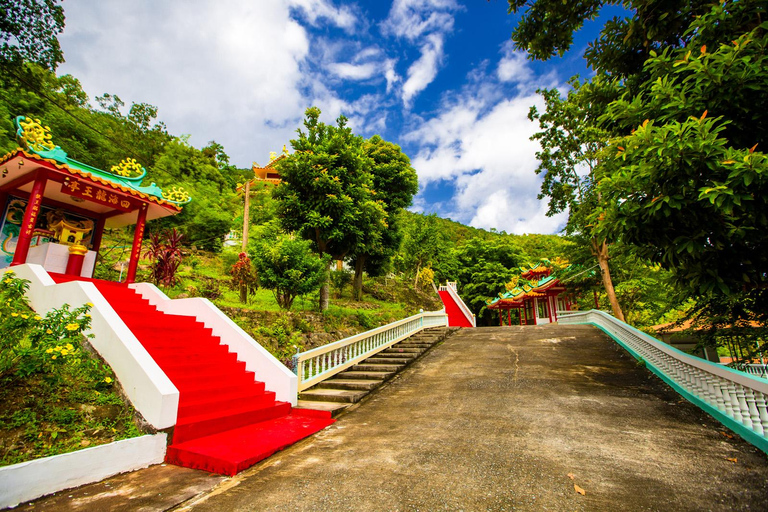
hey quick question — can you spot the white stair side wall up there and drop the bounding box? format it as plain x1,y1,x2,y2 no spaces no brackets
0,433,166,509
5,264,179,429
130,283,298,406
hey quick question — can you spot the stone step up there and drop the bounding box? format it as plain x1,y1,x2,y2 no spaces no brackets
365,357,412,365
351,363,404,373
299,388,368,404
395,343,433,349
338,370,395,380
384,347,423,354
375,351,418,359
294,400,350,418
321,378,383,391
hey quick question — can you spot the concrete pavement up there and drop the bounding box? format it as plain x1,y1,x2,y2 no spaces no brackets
182,325,768,511
22,325,768,511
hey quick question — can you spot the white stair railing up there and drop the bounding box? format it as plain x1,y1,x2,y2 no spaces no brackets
439,281,476,327
560,310,768,453
293,310,448,392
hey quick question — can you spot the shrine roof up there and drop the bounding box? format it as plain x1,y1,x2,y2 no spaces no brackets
0,116,191,227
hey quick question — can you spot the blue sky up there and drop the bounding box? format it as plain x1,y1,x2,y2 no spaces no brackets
57,0,618,235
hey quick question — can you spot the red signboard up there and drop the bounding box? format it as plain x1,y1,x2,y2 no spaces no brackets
62,179,138,212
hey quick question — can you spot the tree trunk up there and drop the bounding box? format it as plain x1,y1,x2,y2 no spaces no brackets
242,180,251,251
353,255,366,301
591,237,625,322
239,282,248,304
414,260,421,288
319,261,330,311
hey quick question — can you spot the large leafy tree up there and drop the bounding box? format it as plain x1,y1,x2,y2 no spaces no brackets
347,135,418,300
274,107,384,310
510,0,768,313
594,5,768,295
0,0,65,71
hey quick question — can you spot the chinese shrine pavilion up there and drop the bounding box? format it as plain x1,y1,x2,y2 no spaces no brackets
487,261,572,326
0,116,190,282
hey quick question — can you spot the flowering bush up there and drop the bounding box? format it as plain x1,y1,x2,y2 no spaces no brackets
0,272,102,382
0,272,134,466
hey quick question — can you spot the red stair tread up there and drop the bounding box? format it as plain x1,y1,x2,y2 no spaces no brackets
166,411,335,475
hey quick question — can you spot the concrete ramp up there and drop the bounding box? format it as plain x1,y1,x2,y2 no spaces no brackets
186,324,768,511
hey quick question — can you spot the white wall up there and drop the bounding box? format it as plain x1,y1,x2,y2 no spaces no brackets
0,433,167,509
131,283,298,405
4,264,179,429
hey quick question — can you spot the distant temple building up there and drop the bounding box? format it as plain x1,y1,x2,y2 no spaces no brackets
487,260,572,326
250,146,289,184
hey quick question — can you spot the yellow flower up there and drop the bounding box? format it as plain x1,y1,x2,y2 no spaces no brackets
84,313,91,318
65,323,79,331
54,346,62,352
34,315,41,320
61,349,69,356
66,343,74,351
46,348,53,354
21,314,28,319
45,329,53,335
51,355,57,360
86,302,94,307
11,313,18,317
104,377,113,384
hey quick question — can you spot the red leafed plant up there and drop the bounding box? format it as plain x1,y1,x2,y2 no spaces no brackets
143,228,184,287
231,252,257,303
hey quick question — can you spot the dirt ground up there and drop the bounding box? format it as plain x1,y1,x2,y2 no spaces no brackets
23,324,768,511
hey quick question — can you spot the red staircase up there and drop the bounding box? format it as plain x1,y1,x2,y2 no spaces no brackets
438,290,474,328
50,274,334,476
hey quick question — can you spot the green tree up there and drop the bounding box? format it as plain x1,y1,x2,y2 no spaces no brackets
452,237,523,325
274,107,383,310
397,213,445,285
0,0,65,70
347,135,418,300
253,234,328,310
528,76,625,320
592,2,768,296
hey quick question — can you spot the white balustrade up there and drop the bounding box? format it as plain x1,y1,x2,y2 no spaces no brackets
559,310,768,450
293,310,448,392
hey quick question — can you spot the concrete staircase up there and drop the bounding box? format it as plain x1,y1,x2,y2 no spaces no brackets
296,327,455,416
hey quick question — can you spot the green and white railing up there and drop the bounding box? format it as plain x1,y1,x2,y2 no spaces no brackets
292,310,448,392
560,309,768,453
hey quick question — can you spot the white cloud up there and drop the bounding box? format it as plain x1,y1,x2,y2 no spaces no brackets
287,0,356,31
382,0,460,106
382,0,460,40
328,62,378,80
406,57,568,234
402,34,444,108
57,0,336,167
497,47,533,84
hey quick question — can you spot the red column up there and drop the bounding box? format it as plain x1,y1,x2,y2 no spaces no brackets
125,206,148,284
11,172,47,266
498,309,503,326
532,298,538,325
593,290,599,309
519,308,524,326
507,309,512,326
